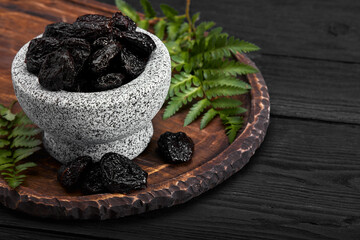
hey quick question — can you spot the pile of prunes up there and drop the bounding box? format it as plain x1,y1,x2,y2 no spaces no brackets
25,12,156,92
58,152,148,194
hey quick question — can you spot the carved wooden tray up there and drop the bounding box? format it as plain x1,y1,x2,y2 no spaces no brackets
0,53,269,219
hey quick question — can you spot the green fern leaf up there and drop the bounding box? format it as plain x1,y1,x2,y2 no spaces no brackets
0,139,10,148
195,21,215,39
175,86,203,104
160,4,178,20
0,157,13,165
0,149,11,159
13,112,33,126
226,124,242,143
154,20,167,40
184,98,211,126
167,21,182,41
218,107,247,116
8,125,42,139
0,129,9,136
0,164,14,171
15,162,37,173
211,98,243,109
13,147,41,162
205,86,248,98
10,136,41,148
169,73,194,97
163,97,184,119
222,116,244,143
140,0,156,19
137,19,149,30
115,0,140,22
203,75,251,90
203,60,258,78
0,108,16,121
200,108,218,129
0,118,7,127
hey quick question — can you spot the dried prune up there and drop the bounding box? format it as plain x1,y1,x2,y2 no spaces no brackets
157,132,194,163
61,38,91,75
57,156,92,190
76,14,110,24
43,22,75,39
90,42,121,74
100,152,148,194
117,31,156,58
118,47,148,79
72,21,110,43
81,162,106,195
92,73,124,91
25,37,60,74
109,12,136,32
38,50,76,91
92,37,115,50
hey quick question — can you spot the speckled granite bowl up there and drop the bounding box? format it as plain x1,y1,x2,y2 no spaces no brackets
11,28,171,163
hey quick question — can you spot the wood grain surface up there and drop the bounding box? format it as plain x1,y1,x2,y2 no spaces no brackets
0,0,359,239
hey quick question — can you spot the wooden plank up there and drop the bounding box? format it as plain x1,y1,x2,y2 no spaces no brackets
0,117,358,239
112,0,360,63
250,54,360,124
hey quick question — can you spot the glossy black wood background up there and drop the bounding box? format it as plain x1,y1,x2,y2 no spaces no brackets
1,0,360,239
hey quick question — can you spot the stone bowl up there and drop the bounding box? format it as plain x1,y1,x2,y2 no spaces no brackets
11,28,171,163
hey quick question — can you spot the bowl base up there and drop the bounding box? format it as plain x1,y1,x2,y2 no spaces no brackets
43,122,153,163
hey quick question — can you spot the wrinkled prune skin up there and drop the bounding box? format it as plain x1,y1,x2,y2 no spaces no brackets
38,50,76,91
157,132,194,163
76,14,110,24
117,31,156,58
61,38,91,75
81,163,106,195
92,37,115,50
92,73,124,91
43,22,75,39
90,42,121,74
57,156,93,190
25,37,60,74
118,47,148,79
109,12,136,32
72,21,110,43
100,152,148,194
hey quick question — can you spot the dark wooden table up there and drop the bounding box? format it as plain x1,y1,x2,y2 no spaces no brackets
1,0,359,239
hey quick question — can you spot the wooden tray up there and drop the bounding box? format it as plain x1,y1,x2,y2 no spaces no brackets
0,53,269,219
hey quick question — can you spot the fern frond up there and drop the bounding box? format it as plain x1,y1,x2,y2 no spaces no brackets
15,162,37,174
200,108,218,129
0,139,10,148
154,20,167,40
203,75,251,90
203,60,258,78
0,149,11,159
13,147,41,162
169,73,195,97
167,21,182,41
163,97,183,119
160,4,178,20
10,136,42,148
0,108,16,121
8,125,42,139
184,98,211,126
222,116,244,143
140,0,156,19
205,86,248,98
217,107,247,116
0,129,9,136
0,118,7,127
13,112,33,126
211,98,243,109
